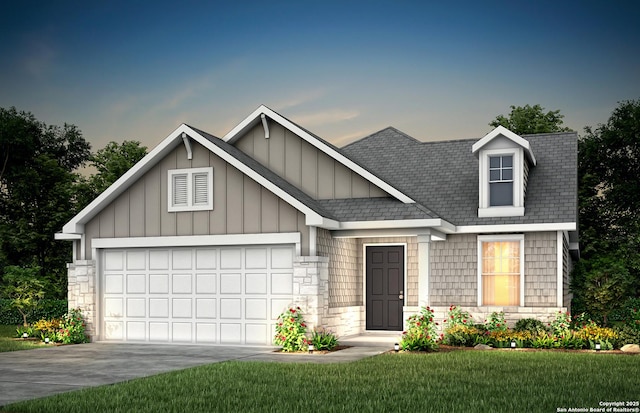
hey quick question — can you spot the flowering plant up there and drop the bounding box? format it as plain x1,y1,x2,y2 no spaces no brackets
58,308,89,344
486,311,507,333
549,311,572,334
274,307,309,352
400,306,439,351
443,305,473,327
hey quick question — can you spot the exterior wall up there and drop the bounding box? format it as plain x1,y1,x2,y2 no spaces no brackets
67,260,97,340
562,235,573,310
428,306,567,332
233,122,388,200
430,234,478,306
316,228,360,308
357,237,418,306
429,232,558,307
84,141,309,258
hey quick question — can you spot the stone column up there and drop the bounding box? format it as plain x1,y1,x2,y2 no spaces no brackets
292,256,329,332
67,260,97,341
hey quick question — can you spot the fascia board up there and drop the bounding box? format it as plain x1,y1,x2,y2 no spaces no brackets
456,222,576,233
54,233,81,240
184,126,326,226
62,124,190,234
92,233,301,249
338,219,444,230
472,126,537,165
223,105,415,204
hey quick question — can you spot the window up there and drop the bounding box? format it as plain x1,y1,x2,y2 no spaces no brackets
168,167,213,212
478,235,524,306
489,155,513,206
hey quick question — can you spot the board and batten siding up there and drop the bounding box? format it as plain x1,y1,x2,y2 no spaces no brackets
429,232,558,307
233,121,388,200
83,141,309,258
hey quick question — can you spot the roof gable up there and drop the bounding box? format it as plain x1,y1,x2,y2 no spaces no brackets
223,105,415,204
471,126,537,165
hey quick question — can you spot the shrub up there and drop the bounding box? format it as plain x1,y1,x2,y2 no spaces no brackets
443,324,483,346
571,312,598,329
629,308,640,331
609,296,640,323
613,324,640,346
514,318,547,334
274,307,308,352
443,305,473,328
58,308,89,344
548,311,572,334
486,311,508,332
400,306,439,351
310,328,338,351
574,325,617,350
0,299,68,325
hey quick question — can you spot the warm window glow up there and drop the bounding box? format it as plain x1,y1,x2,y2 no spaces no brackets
482,241,520,305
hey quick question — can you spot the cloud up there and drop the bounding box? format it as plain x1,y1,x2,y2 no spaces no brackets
273,89,326,111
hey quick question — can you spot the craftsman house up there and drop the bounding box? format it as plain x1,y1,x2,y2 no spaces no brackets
57,105,578,345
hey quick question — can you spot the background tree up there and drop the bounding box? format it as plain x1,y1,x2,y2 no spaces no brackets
1,266,47,326
0,107,91,297
489,104,572,135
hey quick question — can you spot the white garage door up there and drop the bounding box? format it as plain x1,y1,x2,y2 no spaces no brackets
100,245,294,345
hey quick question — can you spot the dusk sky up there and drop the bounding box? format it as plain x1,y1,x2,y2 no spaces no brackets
1,1,639,153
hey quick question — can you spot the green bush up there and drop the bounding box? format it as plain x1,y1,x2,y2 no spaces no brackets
609,297,640,322
310,328,338,351
0,299,67,325
400,306,439,351
274,307,308,352
514,318,547,334
614,324,640,346
443,324,484,346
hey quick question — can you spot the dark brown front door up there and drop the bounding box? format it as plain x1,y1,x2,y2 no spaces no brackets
366,245,404,331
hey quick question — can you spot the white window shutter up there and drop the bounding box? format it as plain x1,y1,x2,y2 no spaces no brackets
172,174,188,206
193,173,209,205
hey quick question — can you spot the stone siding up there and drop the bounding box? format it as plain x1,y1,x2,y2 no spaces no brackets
316,228,360,308
429,234,478,306
67,260,97,340
357,237,418,306
524,232,557,306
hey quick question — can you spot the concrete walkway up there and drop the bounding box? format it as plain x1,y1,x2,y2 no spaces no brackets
0,338,395,406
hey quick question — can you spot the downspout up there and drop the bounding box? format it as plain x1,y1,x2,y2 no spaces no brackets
261,114,270,139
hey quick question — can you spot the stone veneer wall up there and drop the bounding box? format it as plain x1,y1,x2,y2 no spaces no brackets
316,228,360,308
357,237,418,306
524,232,557,306
429,234,478,306
67,260,97,340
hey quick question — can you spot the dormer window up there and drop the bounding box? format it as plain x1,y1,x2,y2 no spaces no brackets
472,126,536,218
489,155,513,206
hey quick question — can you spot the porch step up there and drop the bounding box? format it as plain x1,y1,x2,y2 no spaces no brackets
339,332,403,347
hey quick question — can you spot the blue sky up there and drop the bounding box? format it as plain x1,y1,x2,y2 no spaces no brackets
1,1,639,151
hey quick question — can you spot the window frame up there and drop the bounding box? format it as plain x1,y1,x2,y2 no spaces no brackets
478,148,525,217
477,234,525,307
167,167,213,212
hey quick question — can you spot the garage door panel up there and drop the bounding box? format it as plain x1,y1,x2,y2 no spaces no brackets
196,274,216,293
220,298,241,319
127,321,146,340
149,298,169,318
172,298,192,318
127,274,146,294
149,274,169,293
127,298,146,317
245,273,267,294
102,245,294,345
220,273,241,294
172,274,192,294
196,298,216,318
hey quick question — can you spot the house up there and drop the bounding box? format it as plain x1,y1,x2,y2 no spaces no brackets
56,105,579,345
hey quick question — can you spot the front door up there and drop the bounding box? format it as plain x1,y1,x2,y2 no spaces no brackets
366,245,404,331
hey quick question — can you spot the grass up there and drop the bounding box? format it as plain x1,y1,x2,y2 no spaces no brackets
0,325,47,352
2,351,639,413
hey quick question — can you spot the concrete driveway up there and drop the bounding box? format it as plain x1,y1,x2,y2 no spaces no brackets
0,340,391,406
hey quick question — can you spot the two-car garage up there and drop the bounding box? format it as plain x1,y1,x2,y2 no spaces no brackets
99,245,295,345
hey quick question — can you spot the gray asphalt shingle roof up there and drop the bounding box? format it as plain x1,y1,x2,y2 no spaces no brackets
342,127,578,226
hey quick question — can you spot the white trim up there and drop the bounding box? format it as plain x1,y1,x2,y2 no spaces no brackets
457,222,576,233
338,218,453,231
332,228,446,242
167,167,214,212
472,125,537,166
92,233,301,249
181,132,193,160
55,233,81,240
477,234,525,307
417,235,430,307
557,231,564,307
223,105,415,204
478,206,525,218
478,148,524,213
308,226,317,256
362,242,407,332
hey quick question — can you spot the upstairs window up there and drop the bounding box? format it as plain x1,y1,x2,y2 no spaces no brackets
489,155,513,206
168,167,213,212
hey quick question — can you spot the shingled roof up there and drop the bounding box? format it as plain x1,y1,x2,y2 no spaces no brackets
342,127,578,226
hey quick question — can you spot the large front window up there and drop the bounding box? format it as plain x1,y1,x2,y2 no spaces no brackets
480,238,521,306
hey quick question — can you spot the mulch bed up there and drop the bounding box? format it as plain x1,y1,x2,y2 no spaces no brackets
395,344,638,355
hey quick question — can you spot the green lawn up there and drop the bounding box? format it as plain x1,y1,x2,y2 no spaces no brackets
2,351,639,413
0,325,47,352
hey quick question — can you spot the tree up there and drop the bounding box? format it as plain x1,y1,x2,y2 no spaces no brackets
572,99,640,318
0,107,91,297
75,140,147,207
490,104,572,135
1,266,47,326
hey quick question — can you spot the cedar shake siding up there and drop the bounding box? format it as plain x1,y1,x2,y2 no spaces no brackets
316,229,360,308
83,141,310,259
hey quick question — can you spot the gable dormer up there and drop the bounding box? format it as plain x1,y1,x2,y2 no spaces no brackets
472,126,536,218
